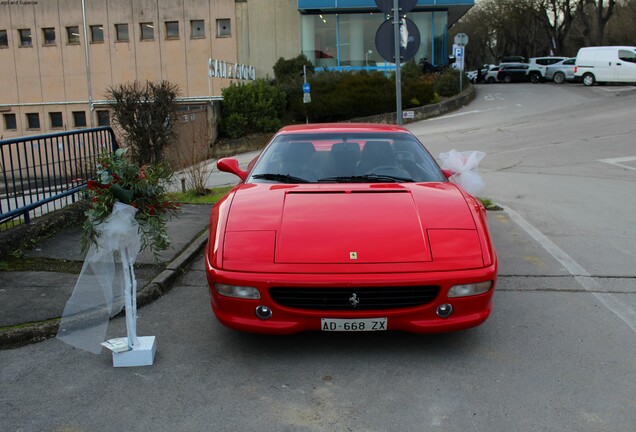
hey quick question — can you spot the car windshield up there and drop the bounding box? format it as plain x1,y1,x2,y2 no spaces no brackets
248,132,446,184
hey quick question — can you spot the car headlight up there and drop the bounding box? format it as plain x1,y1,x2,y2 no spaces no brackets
448,281,492,298
214,283,261,300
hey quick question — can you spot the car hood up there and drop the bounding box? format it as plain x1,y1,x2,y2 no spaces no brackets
220,183,484,272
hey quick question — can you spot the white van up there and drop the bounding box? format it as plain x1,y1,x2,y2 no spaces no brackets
574,46,636,86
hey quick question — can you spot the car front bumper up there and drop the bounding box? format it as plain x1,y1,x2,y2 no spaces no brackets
205,259,498,335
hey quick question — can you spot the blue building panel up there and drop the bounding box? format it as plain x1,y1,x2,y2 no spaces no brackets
298,0,473,11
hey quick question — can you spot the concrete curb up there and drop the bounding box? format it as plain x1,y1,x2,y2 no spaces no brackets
351,86,475,125
0,229,209,349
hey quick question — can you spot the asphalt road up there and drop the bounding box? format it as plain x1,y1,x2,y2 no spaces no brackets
2,83,636,432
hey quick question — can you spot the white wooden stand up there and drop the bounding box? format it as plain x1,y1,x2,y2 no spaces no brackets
112,336,157,367
111,247,156,367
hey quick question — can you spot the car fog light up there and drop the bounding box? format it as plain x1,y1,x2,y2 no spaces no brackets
448,281,492,298
214,283,260,300
437,303,453,318
255,305,272,320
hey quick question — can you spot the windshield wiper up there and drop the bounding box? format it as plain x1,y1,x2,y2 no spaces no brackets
318,174,414,183
252,173,311,183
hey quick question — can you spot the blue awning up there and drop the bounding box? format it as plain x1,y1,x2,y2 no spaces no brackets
297,0,474,26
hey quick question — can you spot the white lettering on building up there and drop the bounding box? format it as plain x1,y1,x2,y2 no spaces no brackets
208,58,256,81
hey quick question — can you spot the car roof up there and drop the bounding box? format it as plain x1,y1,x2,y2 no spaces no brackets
276,123,411,135
500,63,529,68
529,56,567,61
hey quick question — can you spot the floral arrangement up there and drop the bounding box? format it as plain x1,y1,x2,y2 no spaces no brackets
81,148,180,256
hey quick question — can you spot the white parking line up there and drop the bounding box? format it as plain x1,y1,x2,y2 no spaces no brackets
428,106,507,121
594,86,636,93
599,156,636,171
502,205,636,335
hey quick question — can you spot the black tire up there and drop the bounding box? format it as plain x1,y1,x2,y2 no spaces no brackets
529,72,541,83
582,73,595,86
487,77,495,83
503,75,512,84
553,72,566,84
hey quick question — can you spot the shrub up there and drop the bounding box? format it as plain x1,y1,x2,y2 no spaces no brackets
107,80,180,166
220,79,286,138
273,55,315,124
305,71,395,122
403,73,437,108
434,68,467,97
222,113,249,139
273,55,314,83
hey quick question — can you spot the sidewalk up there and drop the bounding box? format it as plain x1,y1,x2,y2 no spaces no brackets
0,203,213,348
0,151,260,348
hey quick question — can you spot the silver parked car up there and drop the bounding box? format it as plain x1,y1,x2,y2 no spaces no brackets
527,56,568,83
483,65,502,83
544,58,577,84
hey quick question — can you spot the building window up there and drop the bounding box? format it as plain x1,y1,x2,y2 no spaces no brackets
67,26,80,44
96,110,110,126
140,23,154,40
165,21,179,39
0,30,8,48
191,20,205,38
90,25,104,43
42,28,56,46
216,19,230,38
49,112,63,129
26,113,40,130
19,29,32,47
3,113,17,130
115,23,129,42
72,111,87,128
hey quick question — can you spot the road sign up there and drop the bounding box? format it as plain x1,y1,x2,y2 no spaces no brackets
375,17,420,63
402,111,414,119
303,93,311,104
454,46,464,59
303,83,310,94
454,33,469,46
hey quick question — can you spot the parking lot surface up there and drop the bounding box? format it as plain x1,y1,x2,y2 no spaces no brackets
2,83,635,432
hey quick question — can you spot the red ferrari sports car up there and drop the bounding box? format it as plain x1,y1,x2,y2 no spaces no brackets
205,123,497,334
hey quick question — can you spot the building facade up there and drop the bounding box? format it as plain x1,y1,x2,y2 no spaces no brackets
1,0,472,140
0,0,241,141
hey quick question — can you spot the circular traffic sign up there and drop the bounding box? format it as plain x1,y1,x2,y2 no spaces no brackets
303,83,310,93
454,33,469,46
375,17,421,63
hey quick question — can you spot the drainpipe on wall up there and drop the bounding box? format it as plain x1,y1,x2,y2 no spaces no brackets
81,0,95,127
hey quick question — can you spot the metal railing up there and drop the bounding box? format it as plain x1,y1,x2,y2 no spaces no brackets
0,127,118,227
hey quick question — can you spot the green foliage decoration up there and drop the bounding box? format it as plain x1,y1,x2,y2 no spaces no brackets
82,148,181,257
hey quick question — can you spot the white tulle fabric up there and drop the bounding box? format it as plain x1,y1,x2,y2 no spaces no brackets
57,202,141,354
439,150,486,196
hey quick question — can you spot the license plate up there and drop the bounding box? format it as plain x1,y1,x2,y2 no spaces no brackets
321,318,387,332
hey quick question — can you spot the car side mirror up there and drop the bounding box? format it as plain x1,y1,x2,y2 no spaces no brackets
442,169,453,179
217,158,248,181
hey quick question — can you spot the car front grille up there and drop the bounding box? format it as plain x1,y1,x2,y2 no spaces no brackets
268,286,439,310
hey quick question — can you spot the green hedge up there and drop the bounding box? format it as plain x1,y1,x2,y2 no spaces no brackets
219,79,286,139
218,57,467,139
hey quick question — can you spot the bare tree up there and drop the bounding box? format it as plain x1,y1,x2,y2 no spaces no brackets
107,80,180,166
604,0,636,45
576,0,617,46
534,0,578,55
453,0,550,66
